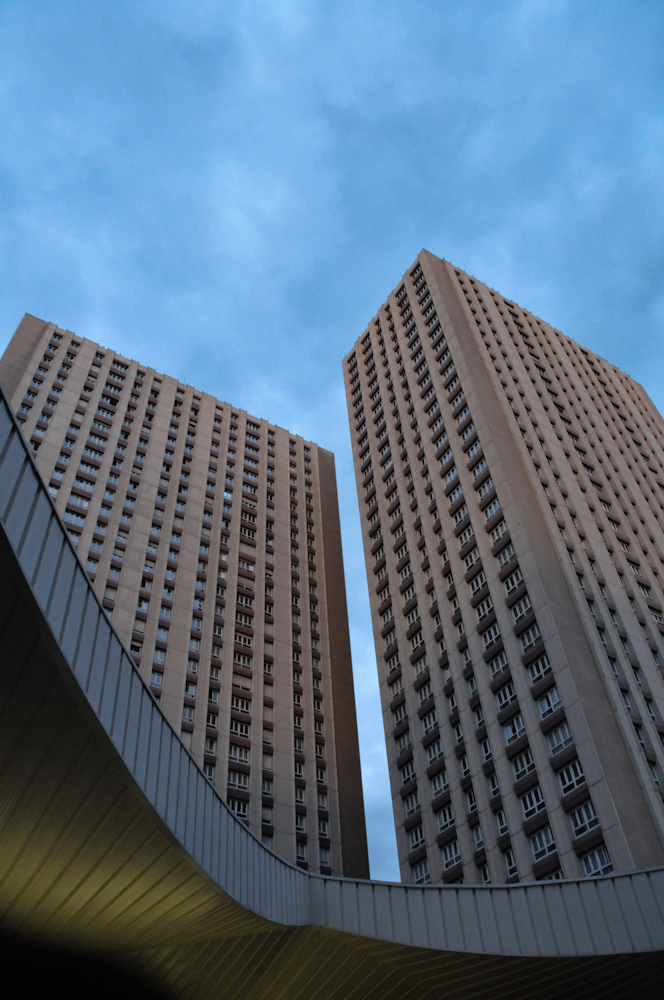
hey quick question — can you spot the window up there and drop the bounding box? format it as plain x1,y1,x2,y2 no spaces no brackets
437,803,454,832
528,653,551,684
441,839,461,870
406,606,420,626
511,594,532,622
482,622,501,649
476,595,494,621
231,696,250,714
504,568,523,593
519,622,541,652
229,720,249,738
569,799,599,838
537,686,561,719
494,808,509,837
484,497,501,521
548,720,573,755
390,676,404,698
464,547,480,570
63,511,85,527
529,825,556,862
512,747,535,781
410,631,424,651
408,824,425,851
404,791,420,817
503,713,525,744
413,860,430,885
228,798,248,821
634,722,647,750
520,785,546,819
294,841,307,863
400,760,416,785
487,650,508,677
228,770,249,790
497,542,515,567
496,681,517,710
503,848,517,879
581,845,613,877
458,525,474,547
490,520,508,544
558,758,585,794
422,710,438,735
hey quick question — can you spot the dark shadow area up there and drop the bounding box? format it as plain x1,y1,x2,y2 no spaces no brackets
0,929,173,1000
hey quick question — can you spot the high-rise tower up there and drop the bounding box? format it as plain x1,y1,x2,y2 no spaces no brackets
344,250,664,886
1,314,369,878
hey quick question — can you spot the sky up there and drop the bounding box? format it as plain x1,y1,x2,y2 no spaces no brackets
1,0,663,881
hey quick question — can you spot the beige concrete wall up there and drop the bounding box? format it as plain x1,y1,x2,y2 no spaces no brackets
344,250,664,885
1,317,368,878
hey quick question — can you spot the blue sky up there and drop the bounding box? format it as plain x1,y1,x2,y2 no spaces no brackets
1,0,663,880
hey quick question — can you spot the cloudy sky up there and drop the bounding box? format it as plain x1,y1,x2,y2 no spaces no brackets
1,0,663,880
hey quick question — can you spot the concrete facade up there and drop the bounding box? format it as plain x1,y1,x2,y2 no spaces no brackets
0,315,368,879
344,250,664,886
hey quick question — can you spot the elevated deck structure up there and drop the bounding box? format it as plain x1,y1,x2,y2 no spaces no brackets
0,385,663,999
